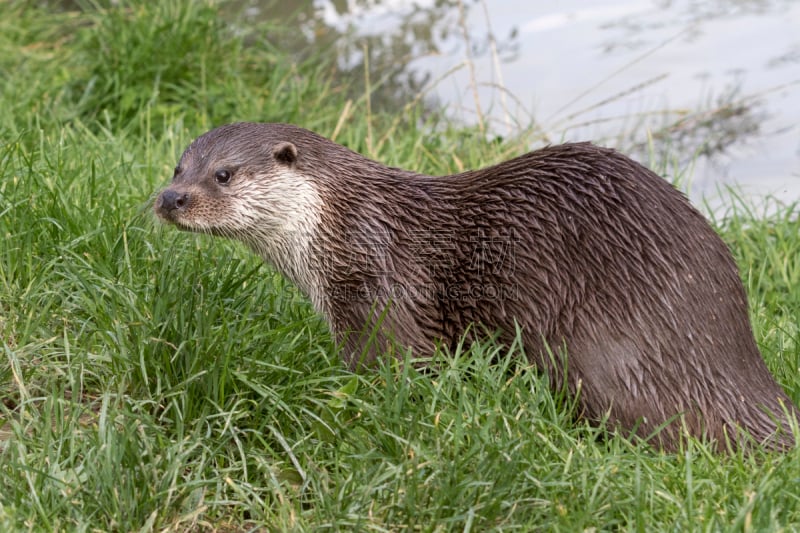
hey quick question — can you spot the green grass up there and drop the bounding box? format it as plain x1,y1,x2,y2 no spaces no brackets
2,0,800,530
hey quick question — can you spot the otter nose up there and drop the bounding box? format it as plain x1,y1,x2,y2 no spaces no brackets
158,189,189,212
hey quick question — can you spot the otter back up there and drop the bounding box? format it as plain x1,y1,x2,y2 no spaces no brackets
155,122,797,451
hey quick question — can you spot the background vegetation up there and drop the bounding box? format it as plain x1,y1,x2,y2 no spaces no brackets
1,0,800,530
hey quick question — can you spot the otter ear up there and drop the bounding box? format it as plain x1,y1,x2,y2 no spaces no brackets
272,141,298,166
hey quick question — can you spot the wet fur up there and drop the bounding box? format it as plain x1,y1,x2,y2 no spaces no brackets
155,122,797,451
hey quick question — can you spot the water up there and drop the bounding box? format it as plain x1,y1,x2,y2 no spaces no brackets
316,0,800,208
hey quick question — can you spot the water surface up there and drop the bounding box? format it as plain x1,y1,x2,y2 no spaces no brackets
318,0,800,208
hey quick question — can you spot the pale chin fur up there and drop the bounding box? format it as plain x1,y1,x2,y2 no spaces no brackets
231,168,326,312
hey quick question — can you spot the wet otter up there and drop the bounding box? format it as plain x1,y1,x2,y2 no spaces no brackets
154,122,796,451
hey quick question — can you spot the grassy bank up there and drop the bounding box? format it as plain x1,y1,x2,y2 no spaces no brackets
2,1,800,530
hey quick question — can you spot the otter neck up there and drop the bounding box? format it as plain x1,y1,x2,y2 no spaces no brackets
240,170,327,314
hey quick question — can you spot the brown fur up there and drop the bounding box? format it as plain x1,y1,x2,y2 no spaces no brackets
155,122,797,451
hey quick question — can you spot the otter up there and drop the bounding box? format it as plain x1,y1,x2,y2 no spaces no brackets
154,122,796,451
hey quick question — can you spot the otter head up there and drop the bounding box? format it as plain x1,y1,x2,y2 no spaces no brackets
154,123,324,297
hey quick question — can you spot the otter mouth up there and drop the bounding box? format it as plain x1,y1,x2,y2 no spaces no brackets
160,215,218,236
155,208,192,231
167,219,197,233
161,215,235,240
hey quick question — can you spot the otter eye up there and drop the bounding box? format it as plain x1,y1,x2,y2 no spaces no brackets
172,166,181,180
214,169,232,185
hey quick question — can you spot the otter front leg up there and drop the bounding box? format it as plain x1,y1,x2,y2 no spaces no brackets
333,292,443,369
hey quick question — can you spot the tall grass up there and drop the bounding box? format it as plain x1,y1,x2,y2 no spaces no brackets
2,0,800,530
